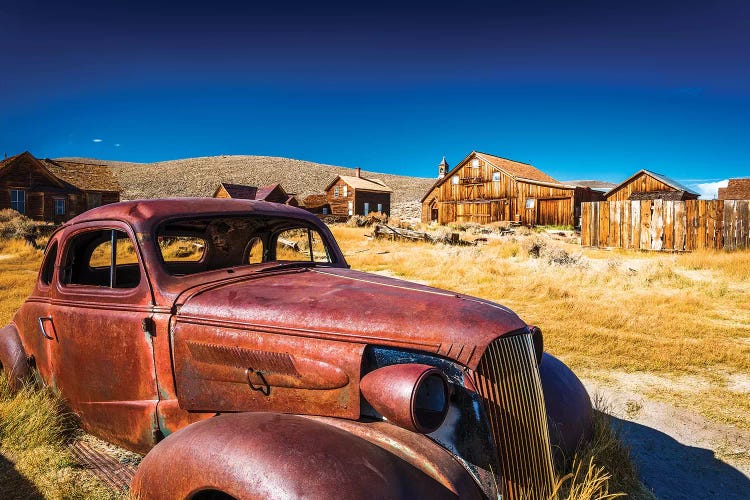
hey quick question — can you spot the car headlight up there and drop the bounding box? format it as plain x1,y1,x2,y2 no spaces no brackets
360,363,450,433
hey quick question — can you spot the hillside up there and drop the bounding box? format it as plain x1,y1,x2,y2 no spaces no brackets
57,155,436,217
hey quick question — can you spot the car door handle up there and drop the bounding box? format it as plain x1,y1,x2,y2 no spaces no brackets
38,316,55,340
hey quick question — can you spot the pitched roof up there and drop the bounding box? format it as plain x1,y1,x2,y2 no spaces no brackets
255,183,284,201
475,152,560,184
607,169,699,197
326,175,392,193
562,180,617,190
217,182,258,199
718,178,750,200
42,159,121,192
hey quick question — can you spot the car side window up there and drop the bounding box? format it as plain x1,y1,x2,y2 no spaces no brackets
40,241,58,286
246,237,264,264
62,229,141,289
275,228,331,263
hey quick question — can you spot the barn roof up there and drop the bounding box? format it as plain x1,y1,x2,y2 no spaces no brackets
474,152,560,184
325,175,392,193
718,178,750,200
42,159,121,192
562,180,617,191
607,169,699,197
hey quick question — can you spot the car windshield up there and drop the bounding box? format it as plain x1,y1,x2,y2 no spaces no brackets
155,215,336,276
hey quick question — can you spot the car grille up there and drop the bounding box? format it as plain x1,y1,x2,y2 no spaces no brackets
472,333,555,500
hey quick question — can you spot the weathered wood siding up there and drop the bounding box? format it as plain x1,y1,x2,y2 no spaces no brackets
423,153,574,225
605,171,697,202
581,200,750,251
326,178,355,216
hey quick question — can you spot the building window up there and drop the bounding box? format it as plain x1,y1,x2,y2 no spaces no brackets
452,175,459,185
322,207,329,215
54,198,66,216
348,201,353,216
492,172,501,182
343,185,348,197
87,193,103,209
364,202,370,214
526,198,536,209
10,189,25,214
377,203,382,213
334,187,339,197
471,158,480,167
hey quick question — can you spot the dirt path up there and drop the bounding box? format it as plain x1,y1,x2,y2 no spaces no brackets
582,377,750,500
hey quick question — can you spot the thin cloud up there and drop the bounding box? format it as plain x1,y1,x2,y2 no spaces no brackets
114,143,121,147
92,138,103,143
692,179,728,199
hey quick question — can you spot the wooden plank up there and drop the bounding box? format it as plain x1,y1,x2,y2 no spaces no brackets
622,201,631,249
610,201,620,248
739,200,749,249
651,199,664,250
631,200,641,249
723,200,734,250
674,202,686,251
591,202,599,247
581,203,590,246
599,202,610,247
640,200,651,250
663,200,674,250
697,200,707,250
685,200,696,251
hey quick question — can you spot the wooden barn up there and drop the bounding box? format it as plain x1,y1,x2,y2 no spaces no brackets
605,169,699,202
421,151,575,226
0,151,120,223
718,178,750,200
324,168,392,216
213,182,299,206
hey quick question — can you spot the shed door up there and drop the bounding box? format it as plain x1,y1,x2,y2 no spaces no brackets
537,199,571,226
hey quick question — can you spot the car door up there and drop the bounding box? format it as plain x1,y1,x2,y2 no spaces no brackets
49,221,159,453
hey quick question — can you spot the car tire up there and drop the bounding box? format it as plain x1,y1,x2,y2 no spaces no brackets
0,324,30,393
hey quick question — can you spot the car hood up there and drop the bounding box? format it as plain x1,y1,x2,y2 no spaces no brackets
173,266,527,368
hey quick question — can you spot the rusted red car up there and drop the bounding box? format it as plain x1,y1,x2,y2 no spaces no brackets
0,199,592,499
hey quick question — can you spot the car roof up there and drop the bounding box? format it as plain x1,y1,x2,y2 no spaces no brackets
65,198,323,232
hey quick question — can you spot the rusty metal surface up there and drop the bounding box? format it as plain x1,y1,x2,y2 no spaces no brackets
132,412,460,499
0,324,30,391
360,363,448,433
69,439,138,492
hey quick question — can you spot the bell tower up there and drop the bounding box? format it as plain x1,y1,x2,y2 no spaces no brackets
438,156,449,179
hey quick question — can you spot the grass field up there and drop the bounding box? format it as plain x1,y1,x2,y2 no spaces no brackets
3,226,748,498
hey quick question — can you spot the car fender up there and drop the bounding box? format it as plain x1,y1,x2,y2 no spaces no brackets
131,412,467,500
539,352,593,465
0,323,30,392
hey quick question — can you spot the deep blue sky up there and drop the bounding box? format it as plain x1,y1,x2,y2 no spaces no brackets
1,1,748,193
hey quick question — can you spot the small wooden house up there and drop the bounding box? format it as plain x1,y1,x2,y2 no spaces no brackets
324,168,392,216
421,151,575,226
213,182,299,206
605,170,699,202
718,178,750,200
562,180,613,225
0,151,120,222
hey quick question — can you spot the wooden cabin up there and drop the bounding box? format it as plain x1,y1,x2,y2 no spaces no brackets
562,180,613,226
605,170,699,202
421,151,575,226
718,178,750,200
213,182,299,206
324,168,392,216
0,151,120,223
